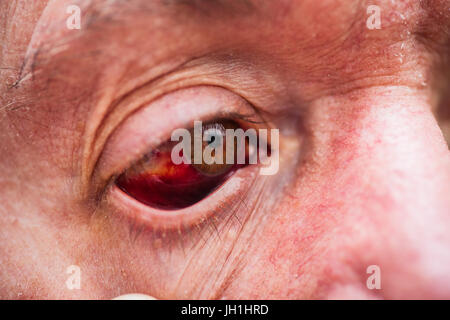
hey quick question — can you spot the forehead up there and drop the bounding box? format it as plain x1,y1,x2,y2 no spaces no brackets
18,0,377,75
10,0,449,104
25,0,366,53
9,0,450,68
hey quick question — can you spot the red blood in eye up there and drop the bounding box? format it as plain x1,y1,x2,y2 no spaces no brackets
117,149,239,210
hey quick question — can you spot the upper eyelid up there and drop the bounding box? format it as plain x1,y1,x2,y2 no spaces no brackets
118,113,265,178
118,114,261,175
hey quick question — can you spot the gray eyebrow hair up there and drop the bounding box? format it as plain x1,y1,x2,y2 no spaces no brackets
81,0,256,29
162,0,255,15
9,0,255,91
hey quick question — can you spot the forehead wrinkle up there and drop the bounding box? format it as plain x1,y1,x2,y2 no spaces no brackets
17,0,256,88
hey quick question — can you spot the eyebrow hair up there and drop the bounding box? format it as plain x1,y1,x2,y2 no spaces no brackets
83,0,256,26
163,0,255,16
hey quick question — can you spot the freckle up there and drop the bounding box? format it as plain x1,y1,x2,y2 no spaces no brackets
153,238,162,248
76,121,84,131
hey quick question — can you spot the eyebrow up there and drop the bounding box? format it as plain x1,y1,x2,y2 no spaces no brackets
164,0,255,15
11,0,256,91
84,0,256,26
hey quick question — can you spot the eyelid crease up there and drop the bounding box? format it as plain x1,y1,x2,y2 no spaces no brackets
81,57,197,197
83,49,286,196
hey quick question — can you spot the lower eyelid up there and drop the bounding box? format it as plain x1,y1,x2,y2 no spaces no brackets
106,163,260,232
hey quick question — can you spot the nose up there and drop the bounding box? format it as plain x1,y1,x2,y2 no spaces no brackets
227,86,450,299
319,87,450,299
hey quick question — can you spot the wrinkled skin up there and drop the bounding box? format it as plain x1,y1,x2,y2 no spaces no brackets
0,0,450,299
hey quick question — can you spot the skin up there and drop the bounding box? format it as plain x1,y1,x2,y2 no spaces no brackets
0,0,449,299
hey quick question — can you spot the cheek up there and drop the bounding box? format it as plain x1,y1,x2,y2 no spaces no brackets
219,88,450,299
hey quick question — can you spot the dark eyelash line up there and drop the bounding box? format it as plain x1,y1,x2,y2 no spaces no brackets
120,168,262,252
195,176,272,299
169,177,265,299
227,111,267,125
191,173,263,256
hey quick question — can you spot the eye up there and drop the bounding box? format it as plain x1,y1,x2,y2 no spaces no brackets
94,86,276,229
116,119,250,210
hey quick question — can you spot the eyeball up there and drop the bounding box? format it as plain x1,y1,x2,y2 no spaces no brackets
116,119,249,210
